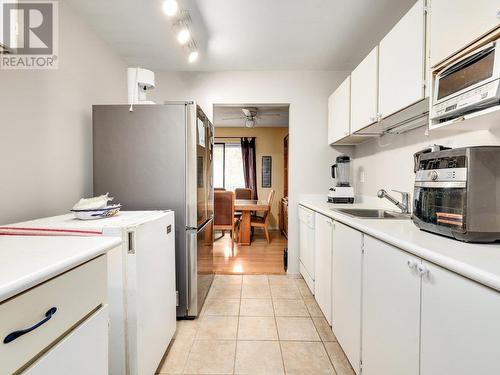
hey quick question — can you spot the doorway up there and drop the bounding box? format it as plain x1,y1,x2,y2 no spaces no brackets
211,103,290,274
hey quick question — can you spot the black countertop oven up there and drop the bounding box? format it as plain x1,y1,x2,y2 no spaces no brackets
413,146,500,242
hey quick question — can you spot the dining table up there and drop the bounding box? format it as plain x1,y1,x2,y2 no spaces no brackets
234,199,270,246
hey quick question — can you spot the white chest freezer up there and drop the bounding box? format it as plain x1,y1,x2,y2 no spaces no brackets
3,211,176,375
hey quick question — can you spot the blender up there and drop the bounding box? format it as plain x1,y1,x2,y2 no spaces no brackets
328,155,354,203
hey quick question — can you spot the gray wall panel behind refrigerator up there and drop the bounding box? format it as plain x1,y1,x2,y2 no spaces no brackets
92,103,189,316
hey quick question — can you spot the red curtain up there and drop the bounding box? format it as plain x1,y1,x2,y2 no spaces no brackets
241,137,258,200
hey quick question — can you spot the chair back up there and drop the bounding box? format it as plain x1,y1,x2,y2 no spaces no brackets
214,191,235,226
262,189,275,223
214,187,226,191
235,188,252,200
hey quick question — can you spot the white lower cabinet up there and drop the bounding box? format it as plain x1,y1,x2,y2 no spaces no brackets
0,255,108,375
302,204,500,375
331,222,362,374
23,306,109,375
361,236,420,375
299,205,315,293
314,213,333,325
420,262,500,375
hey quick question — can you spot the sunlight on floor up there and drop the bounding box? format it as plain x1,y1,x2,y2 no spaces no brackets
232,263,243,273
213,230,287,275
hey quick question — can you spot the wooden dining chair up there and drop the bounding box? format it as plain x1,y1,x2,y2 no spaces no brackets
214,191,238,249
250,189,275,243
235,188,252,200
234,188,253,222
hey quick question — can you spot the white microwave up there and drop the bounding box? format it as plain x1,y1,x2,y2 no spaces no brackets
431,39,500,121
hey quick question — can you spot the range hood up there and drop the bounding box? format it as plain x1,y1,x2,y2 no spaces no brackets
356,97,429,136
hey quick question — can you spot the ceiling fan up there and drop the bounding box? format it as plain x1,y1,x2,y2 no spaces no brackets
222,107,281,128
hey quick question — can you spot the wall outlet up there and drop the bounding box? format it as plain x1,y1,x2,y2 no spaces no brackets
359,170,366,183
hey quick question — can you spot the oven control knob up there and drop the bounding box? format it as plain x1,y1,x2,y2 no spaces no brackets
430,171,438,181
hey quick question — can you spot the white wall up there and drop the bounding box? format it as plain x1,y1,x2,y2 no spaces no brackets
151,70,349,275
351,126,500,202
0,1,127,224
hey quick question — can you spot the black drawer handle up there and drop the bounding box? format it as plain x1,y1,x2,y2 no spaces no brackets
3,307,57,344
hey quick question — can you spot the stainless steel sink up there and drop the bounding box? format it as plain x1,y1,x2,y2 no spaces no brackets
332,208,410,220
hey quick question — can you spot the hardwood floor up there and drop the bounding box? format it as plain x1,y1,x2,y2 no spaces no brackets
213,229,287,275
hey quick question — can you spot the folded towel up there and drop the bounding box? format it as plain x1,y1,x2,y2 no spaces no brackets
72,193,113,211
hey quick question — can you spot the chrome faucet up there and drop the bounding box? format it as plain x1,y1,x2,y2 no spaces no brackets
377,189,410,214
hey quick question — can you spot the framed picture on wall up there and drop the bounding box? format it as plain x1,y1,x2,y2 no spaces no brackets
262,156,272,188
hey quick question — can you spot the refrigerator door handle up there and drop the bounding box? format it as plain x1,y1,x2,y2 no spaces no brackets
197,218,213,232
127,230,136,254
186,228,198,316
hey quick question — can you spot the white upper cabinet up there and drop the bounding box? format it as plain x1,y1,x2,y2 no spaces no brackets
429,0,500,67
420,261,500,375
328,76,351,144
350,46,379,133
379,0,426,118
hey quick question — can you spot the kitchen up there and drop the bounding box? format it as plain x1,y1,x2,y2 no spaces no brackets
1,0,500,374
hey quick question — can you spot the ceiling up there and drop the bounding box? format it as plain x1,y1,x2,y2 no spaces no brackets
213,104,289,127
66,0,415,71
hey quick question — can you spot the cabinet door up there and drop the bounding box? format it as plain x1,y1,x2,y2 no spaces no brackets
420,262,500,375
328,76,351,144
429,0,500,67
24,306,108,375
362,236,420,375
299,206,315,291
379,0,425,118
314,213,333,325
351,46,378,133
331,222,362,374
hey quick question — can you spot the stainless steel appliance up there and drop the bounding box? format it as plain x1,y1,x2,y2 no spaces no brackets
431,38,500,121
328,155,354,203
93,102,214,318
413,146,500,242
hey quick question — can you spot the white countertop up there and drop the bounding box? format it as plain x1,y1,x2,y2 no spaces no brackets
3,211,171,232
0,236,122,302
299,195,500,292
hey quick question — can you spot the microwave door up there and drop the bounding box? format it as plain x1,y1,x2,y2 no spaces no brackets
414,186,467,231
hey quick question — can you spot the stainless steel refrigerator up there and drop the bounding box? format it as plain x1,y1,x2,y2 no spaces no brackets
92,102,214,318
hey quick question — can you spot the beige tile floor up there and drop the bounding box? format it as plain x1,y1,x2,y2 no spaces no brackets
157,275,356,375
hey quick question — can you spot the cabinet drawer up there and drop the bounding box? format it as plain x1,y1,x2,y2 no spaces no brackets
298,206,314,226
23,305,109,375
0,256,107,375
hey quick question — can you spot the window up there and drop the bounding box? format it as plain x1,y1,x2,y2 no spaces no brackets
213,142,245,191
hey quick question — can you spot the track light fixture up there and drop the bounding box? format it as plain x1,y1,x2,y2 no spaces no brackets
177,27,191,45
188,50,199,63
163,1,200,63
162,0,178,16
